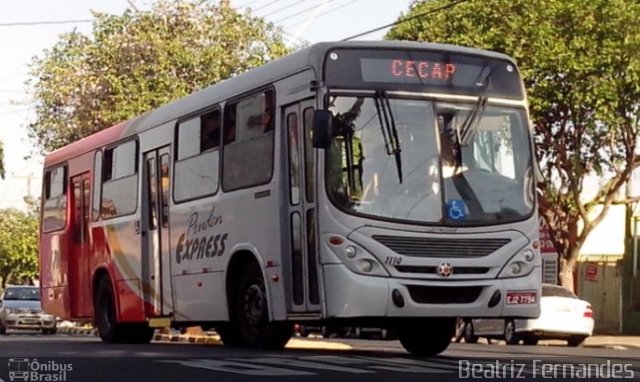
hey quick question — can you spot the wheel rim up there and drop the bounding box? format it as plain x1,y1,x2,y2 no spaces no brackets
243,283,266,325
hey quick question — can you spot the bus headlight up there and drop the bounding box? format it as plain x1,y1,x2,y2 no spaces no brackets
357,259,374,273
498,249,537,279
326,235,389,277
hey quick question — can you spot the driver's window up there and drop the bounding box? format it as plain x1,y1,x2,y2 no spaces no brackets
471,115,516,179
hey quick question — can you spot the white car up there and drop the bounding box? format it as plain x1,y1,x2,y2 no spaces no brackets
0,285,57,335
462,284,594,346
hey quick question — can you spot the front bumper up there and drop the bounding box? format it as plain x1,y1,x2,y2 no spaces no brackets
1,314,57,330
323,263,541,319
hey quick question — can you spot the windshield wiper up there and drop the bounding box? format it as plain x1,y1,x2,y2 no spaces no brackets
374,89,403,183
457,65,496,146
458,95,487,146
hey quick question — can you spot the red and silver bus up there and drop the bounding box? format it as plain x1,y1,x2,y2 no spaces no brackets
39,41,540,356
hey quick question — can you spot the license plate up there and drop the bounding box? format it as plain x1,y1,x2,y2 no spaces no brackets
506,291,537,305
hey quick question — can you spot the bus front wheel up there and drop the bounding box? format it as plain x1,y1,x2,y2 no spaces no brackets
233,263,292,349
397,318,456,357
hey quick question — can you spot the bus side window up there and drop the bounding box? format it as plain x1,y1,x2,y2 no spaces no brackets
222,90,275,192
174,108,221,202
101,140,138,218
223,104,236,145
42,165,67,232
201,110,221,152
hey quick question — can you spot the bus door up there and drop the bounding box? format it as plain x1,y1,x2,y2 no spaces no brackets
284,101,321,313
69,173,91,317
141,146,172,316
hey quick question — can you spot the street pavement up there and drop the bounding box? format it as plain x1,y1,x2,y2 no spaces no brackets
56,324,640,351
0,332,639,382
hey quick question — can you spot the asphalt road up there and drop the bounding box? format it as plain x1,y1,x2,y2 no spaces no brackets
0,332,638,382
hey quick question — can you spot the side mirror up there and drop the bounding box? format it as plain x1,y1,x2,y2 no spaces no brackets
312,110,333,149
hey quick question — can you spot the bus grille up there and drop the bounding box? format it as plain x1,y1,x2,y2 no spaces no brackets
406,285,483,304
372,235,510,258
395,266,490,275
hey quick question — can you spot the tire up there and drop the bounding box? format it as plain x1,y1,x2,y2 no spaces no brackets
0,326,6,335
216,322,245,347
121,323,155,344
42,328,57,335
397,318,455,357
234,263,292,349
463,321,478,344
567,335,586,347
504,320,519,345
95,276,120,343
381,328,397,341
522,336,539,346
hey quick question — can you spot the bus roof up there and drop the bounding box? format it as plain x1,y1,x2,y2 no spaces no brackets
44,40,515,167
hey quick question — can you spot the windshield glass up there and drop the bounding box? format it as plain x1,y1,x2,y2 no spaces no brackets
3,287,41,301
326,95,534,225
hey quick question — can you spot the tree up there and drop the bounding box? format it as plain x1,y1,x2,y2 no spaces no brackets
0,140,5,179
0,209,39,288
27,0,291,154
388,0,640,290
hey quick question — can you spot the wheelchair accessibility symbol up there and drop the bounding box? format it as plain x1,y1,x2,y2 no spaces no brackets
447,199,467,221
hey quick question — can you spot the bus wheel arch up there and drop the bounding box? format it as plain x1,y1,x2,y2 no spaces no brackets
222,250,292,349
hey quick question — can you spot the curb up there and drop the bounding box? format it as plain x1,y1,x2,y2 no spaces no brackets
153,333,222,345
57,326,98,336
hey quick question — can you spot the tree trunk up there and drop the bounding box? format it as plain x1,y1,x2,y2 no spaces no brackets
559,255,578,293
559,266,575,293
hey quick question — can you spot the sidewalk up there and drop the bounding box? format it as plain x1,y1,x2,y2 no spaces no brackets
585,336,640,349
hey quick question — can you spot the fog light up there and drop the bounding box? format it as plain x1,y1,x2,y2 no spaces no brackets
488,290,501,308
358,259,373,273
345,246,357,259
392,289,405,308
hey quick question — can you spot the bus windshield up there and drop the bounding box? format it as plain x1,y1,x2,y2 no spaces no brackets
326,95,534,225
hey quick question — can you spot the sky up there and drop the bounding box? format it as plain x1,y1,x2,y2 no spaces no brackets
0,0,414,211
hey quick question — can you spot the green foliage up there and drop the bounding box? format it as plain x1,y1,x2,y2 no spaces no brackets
0,209,39,288
27,0,291,153
0,141,4,179
389,0,640,285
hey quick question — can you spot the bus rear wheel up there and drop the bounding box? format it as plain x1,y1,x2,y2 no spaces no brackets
95,277,154,344
233,263,292,349
397,318,455,356
95,277,120,343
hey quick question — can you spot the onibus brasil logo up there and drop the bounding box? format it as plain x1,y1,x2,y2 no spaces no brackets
7,358,72,382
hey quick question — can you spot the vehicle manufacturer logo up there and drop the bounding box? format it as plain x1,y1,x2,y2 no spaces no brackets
437,263,453,277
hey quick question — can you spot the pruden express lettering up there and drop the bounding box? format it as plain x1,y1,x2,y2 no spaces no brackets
176,205,228,264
